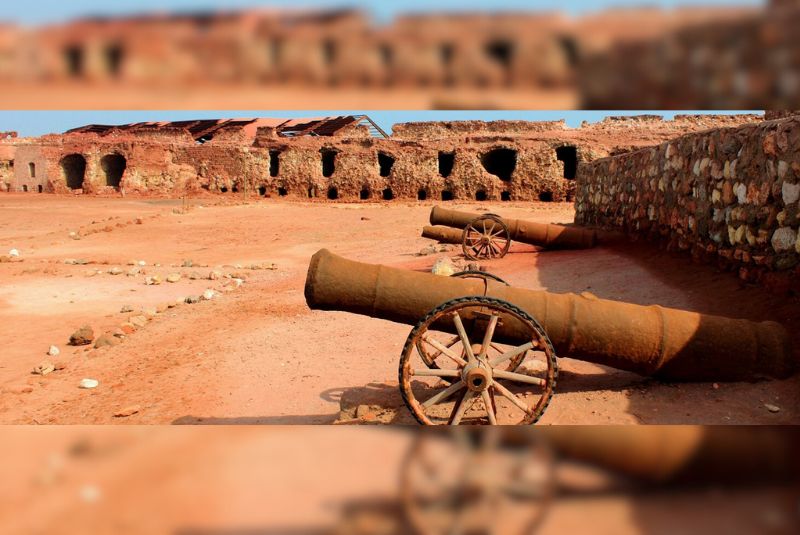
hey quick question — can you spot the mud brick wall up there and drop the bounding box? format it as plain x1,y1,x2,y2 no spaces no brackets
576,117,800,292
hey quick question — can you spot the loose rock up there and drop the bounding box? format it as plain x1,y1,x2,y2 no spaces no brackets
166,273,181,283
128,315,148,328
8,248,19,257
33,361,56,376
120,305,134,313
431,257,457,277
47,345,60,357
201,289,215,301
108,267,123,276
765,403,781,413
145,275,161,285
114,405,141,418
94,333,121,349
69,325,94,346
79,378,99,389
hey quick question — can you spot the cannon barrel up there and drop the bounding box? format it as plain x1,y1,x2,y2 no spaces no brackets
421,225,463,244
305,249,794,381
430,206,597,249
542,426,800,483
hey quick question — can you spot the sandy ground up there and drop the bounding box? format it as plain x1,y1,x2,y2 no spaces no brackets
0,193,798,425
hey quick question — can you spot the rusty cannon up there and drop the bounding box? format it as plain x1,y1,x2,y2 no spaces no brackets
305,249,794,426
427,206,598,260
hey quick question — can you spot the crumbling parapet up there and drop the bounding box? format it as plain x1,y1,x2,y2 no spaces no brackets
576,116,800,292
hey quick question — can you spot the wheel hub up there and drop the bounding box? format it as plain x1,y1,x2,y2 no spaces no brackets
462,361,491,392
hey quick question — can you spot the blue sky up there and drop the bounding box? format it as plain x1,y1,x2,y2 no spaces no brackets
0,111,760,137
0,0,762,25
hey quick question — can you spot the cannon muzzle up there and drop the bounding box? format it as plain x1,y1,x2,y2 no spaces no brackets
421,225,463,244
305,249,794,381
430,206,597,249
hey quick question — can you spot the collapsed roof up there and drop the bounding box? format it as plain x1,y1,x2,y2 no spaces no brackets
65,115,388,141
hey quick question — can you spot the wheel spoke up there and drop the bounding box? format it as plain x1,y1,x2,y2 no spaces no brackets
450,390,477,425
481,389,497,424
493,369,546,386
422,335,467,366
412,368,461,378
451,313,475,362
490,342,534,367
492,381,532,414
419,335,460,362
422,380,465,408
478,315,499,359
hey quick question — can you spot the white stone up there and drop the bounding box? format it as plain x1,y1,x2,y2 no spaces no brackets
202,289,215,301
431,257,457,277
734,183,747,204
79,378,99,389
771,227,797,252
8,248,19,257
781,182,800,205
47,345,60,357
137,260,146,266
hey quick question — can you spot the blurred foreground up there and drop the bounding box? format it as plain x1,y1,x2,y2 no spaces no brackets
2,426,798,534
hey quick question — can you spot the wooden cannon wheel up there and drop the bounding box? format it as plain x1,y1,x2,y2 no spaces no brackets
400,430,556,535
416,271,521,374
462,215,511,260
399,297,557,426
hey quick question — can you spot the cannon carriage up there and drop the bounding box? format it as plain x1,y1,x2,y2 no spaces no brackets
305,249,793,426
424,206,598,260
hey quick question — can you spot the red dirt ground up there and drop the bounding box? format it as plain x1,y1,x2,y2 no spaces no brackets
0,194,798,425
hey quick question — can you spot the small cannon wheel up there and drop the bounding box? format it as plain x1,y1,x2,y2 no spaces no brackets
399,296,557,426
416,271,520,375
400,430,556,535
462,215,511,260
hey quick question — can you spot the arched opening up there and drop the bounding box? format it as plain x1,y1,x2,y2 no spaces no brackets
278,187,288,197
539,191,554,202
440,43,454,67
379,44,393,67
322,39,337,65
258,186,267,196
100,153,126,188
60,154,86,190
378,152,395,177
485,40,514,71
480,148,517,181
475,190,488,201
382,188,394,200
556,146,578,180
232,184,239,193
559,36,580,68
269,150,281,177
501,191,511,201
308,186,318,198
441,190,454,201
28,162,35,178
104,44,124,77
417,189,428,201
220,186,228,193
327,186,339,200
64,45,84,77
22,184,28,192
360,187,370,200
38,185,43,193
438,151,455,177
320,149,337,178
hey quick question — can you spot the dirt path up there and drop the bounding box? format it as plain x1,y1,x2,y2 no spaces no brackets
0,194,797,424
